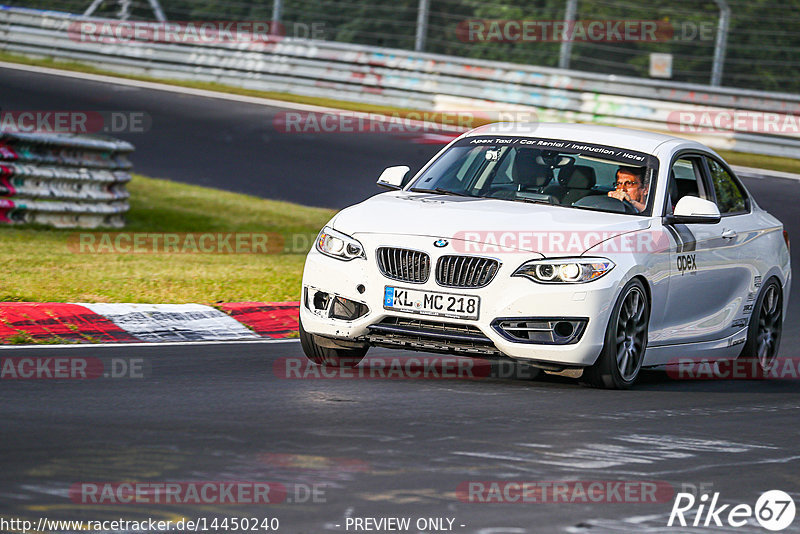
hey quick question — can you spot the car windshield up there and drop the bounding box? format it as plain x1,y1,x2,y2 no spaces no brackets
408,136,659,216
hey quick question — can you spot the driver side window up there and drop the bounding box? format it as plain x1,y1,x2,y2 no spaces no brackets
666,157,709,215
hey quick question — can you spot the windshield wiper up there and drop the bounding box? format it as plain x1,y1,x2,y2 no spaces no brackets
410,187,474,198
511,196,554,205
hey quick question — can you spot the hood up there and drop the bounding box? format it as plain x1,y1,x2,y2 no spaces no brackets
332,191,652,256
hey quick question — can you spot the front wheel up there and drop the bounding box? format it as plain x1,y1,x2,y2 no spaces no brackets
581,279,650,389
299,316,367,368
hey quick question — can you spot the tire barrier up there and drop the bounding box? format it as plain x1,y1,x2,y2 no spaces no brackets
0,130,134,228
2,6,800,157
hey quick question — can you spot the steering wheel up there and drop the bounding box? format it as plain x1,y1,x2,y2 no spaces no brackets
619,198,640,215
571,195,640,214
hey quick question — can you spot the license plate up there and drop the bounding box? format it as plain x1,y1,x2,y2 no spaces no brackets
383,286,480,320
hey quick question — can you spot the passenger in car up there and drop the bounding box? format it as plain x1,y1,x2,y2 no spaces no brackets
608,166,648,212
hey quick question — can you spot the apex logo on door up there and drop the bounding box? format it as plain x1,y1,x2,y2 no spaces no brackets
677,254,697,275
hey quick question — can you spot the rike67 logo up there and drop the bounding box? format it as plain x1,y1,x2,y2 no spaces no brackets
668,490,796,531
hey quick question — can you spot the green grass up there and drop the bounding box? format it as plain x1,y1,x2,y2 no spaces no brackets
716,150,800,175
1,331,79,344
0,175,335,303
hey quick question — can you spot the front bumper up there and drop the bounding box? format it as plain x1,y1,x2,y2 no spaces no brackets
300,235,622,367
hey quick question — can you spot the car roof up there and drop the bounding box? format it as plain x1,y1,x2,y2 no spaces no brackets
464,122,708,155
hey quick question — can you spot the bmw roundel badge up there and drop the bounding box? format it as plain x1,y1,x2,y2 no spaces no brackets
434,239,449,248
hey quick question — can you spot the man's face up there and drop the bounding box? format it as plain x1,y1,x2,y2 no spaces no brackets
615,170,645,202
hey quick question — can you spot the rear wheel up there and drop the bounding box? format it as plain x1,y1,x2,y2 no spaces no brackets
299,316,367,368
739,278,783,375
581,279,649,389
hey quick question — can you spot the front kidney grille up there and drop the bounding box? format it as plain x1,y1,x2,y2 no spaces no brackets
376,247,431,283
436,255,500,288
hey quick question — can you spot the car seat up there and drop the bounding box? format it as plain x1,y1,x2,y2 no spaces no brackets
512,149,552,193
550,165,597,205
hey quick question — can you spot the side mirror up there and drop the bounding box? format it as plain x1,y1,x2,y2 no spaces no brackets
377,166,409,190
668,196,721,224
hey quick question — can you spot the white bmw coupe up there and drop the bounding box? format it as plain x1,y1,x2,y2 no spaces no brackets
300,123,791,388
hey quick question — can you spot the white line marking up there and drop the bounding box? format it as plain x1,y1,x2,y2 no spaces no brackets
0,339,299,350
611,453,800,478
732,164,800,181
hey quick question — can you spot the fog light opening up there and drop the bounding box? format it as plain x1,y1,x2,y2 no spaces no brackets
312,290,330,311
330,296,369,321
492,317,588,345
554,321,575,339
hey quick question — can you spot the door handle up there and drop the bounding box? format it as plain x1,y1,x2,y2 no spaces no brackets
721,229,737,239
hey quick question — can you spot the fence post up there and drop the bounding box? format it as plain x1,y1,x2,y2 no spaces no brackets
711,0,730,87
415,0,430,52
558,0,578,70
272,0,283,35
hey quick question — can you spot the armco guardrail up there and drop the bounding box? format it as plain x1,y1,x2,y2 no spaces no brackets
0,131,133,228
2,6,800,158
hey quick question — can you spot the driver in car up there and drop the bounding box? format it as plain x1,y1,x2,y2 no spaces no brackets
608,166,648,212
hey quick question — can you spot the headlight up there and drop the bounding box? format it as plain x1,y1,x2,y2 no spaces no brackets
513,258,614,283
316,226,365,261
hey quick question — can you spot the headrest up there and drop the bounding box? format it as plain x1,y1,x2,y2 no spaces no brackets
563,165,596,190
668,170,679,201
512,149,551,188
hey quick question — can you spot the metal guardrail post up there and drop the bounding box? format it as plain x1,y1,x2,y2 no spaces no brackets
146,0,166,22
83,0,104,18
272,0,283,36
415,0,430,52
558,0,578,70
711,0,731,87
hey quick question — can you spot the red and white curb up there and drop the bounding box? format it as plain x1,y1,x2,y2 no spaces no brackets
0,302,299,345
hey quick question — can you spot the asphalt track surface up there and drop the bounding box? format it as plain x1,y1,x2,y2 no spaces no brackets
0,66,439,209
2,66,800,533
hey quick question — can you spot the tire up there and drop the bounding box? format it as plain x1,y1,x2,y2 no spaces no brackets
299,316,367,368
581,278,650,389
738,278,783,376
